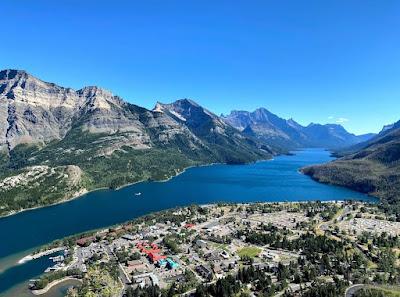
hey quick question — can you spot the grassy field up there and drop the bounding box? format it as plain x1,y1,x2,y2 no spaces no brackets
238,246,261,258
357,286,400,297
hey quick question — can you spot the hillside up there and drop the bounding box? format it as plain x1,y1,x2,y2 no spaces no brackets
223,108,373,150
302,124,400,216
0,70,272,216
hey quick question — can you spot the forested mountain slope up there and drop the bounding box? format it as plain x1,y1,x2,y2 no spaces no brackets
302,124,400,216
0,70,272,216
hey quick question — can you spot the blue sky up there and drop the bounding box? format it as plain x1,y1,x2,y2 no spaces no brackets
1,0,399,134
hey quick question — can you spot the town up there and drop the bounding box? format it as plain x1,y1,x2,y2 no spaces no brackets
29,201,400,297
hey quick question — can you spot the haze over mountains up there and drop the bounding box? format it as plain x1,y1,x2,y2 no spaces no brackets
0,69,389,216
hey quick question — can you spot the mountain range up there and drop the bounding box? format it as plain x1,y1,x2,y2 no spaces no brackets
0,69,377,216
0,69,272,216
222,108,374,150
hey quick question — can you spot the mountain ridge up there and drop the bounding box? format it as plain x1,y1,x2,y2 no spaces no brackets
222,108,373,150
0,69,271,216
0,68,381,217
302,123,400,216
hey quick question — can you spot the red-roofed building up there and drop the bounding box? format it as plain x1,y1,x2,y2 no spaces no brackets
76,236,95,247
148,252,166,263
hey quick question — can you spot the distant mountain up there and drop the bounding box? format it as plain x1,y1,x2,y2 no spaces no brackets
334,121,400,157
0,69,271,216
302,122,400,216
222,108,373,149
223,109,307,150
302,123,368,148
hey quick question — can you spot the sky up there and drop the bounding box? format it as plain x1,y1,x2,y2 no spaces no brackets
1,0,399,135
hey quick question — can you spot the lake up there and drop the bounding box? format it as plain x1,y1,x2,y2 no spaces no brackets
0,149,376,296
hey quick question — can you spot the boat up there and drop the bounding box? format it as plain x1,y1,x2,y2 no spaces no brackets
134,192,142,196
49,255,64,262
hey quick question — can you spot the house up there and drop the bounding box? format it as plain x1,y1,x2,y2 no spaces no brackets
220,250,230,259
221,260,236,272
196,239,208,249
252,262,268,270
205,250,221,262
213,264,223,278
196,265,213,281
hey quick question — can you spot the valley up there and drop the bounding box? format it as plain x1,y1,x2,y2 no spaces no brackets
0,70,374,217
0,70,272,217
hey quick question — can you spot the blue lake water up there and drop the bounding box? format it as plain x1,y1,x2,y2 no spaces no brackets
0,149,376,296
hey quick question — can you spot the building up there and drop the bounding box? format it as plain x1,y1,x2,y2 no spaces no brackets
213,264,223,278
196,239,208,249
126,260,147,274
157,259,167,267
205,250,222,262
122,234,136,241
76,236,95,247
166,258,179,269
196,265,213,281
148,252,166,263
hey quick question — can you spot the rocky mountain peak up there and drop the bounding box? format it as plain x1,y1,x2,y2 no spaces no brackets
174,98,200,107
0,69,29,81
77,86,114,99
153,102,164,113
381,120,400,134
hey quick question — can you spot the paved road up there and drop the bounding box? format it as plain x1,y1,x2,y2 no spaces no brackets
105,246,131,297
345,284,366,297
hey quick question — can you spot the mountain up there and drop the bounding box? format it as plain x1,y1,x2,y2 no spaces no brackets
302,123,367,148
154,99,273,161
302,122,400,216
222,108,373,149
0,69,272,216
223,109,307,149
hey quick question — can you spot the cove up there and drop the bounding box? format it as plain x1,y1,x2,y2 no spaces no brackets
0,149,377,296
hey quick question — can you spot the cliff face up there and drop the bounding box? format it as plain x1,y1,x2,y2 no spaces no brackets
0,70,272,216
0,70,204,153
0,69,82,150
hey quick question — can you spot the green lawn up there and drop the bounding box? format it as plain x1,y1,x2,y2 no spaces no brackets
357,287,400,297
238,246,261,258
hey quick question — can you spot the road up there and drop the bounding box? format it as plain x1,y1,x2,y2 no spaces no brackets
344,284,366,297
105,245,131,297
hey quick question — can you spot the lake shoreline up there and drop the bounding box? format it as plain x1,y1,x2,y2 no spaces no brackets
30,277,82,295
18,247,66,265
1,149,376,297
0,157,274,220
0,162,215,220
